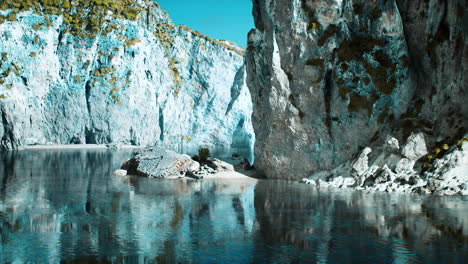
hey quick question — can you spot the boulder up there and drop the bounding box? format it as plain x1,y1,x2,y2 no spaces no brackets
121,148,200,178
209,159,235,172
401,133,428,161
352,147,372,176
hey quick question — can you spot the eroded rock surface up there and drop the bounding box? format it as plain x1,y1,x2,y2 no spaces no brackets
246,0,467,179
0,0,254,155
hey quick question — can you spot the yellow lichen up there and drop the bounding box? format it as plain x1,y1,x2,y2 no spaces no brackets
0,0,145,38
457,138,468,148
93,66,115,76
179,25,245,56
124,38,141,47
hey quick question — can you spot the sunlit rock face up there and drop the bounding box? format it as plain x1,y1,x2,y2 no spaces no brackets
246,0,466,179
0,0,254,156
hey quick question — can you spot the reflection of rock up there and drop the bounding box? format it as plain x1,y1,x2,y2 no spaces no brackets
304,134,468,195
0,149,258,263
254,181,468,263
0,149,467,263
121,148,200,178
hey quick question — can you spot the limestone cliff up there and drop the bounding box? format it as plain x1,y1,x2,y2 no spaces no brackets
0,0,254,156
247,0,467,179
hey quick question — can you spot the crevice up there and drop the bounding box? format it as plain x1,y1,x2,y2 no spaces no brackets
58,29,64,44
323,69,333,137
146,5,151,28
21,76,27,86
84,78,94,144
288,94,306,122
1,107,14,147
84,79,92,114
159,107,164,142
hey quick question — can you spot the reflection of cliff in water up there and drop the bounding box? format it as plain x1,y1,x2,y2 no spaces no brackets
253,181,468,264
0,150,466,263
0,149,257,263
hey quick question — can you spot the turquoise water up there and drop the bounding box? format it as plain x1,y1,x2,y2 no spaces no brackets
0,149,467,263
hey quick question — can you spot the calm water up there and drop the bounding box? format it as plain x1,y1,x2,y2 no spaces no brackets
0,149,467,264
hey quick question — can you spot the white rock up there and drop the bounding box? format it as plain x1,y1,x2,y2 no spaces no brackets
318,179,330,187
402,133,428,161
331,176,345,188
342,177,356,188
352,147,372,176
395,158,415,174
210,159,235,172
113,169,127,177
386,137,400,152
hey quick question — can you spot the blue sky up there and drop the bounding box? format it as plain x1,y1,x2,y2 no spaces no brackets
156,0,254,47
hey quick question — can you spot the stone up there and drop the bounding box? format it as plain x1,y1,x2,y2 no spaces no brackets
395,158,415,174
374,165,392,184
402,133,428,161
209,159,235,172
342,177,356,188
352,147,372,176
425,141,468,195
113,169,127,177
121,148,200,178
385,137,400,153
0,1,254,158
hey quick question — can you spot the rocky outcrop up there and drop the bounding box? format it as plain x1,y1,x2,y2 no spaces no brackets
246,0,467,179
0,0,254,156
121,147,200,178
121,147,240,179
302,133,468,195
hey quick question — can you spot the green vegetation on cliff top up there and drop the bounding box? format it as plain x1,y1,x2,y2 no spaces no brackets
0,0,150,38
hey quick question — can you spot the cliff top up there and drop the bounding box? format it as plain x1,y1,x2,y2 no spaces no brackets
0,0,245,55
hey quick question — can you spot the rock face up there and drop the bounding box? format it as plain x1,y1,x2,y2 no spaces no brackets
121,147,200,178
0,0,254,156
246,0,467,179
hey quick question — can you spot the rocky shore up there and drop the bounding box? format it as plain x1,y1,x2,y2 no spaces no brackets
118,147,255,180
302,133,468,196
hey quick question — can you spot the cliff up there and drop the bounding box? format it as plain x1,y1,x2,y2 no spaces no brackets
0,0,254,156
246,0,467,179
